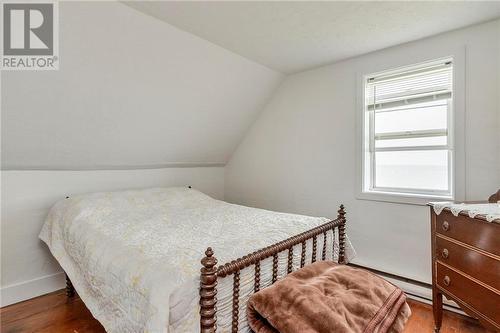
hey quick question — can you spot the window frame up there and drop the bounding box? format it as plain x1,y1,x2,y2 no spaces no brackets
356,53,465,205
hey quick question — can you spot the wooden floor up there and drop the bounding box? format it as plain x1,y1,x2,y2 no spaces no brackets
0,290,490,333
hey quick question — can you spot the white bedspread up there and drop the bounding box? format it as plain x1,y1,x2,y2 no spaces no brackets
40,187,355,333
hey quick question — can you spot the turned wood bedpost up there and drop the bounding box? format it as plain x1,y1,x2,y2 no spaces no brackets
65,273,75,297
337,204,346,264
200,247,218,333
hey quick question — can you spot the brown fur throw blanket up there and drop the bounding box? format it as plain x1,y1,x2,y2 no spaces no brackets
247,261,411,333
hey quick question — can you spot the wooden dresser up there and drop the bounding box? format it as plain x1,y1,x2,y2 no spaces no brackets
430,198,500,332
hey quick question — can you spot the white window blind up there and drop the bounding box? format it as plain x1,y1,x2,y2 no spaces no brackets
363,59,454,198
367,61,452,110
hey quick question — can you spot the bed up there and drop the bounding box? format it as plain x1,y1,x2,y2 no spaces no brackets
39,187,355,333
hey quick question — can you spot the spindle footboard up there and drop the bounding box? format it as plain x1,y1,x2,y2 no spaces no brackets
199,204,347,333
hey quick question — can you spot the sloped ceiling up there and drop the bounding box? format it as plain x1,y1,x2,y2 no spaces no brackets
1,1,282,169
124,1,500,74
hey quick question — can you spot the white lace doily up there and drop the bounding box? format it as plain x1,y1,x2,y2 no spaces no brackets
431,202,500,223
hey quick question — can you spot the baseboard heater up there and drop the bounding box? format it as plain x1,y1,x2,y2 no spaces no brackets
348,263,467,316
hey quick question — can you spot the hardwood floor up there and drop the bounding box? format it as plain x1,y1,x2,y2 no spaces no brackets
403,300,491,333
1,291,105,333
0,290,490,332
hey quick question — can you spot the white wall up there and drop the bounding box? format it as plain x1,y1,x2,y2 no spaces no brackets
1,1,269,305
0,167,224,306
225,20,500,285
1,1,282,169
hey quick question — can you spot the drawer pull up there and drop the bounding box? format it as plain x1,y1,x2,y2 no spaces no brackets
442,221,450,231
443,276,451,286
441,248,449,259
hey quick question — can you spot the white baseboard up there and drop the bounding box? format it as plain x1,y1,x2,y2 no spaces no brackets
383,276,467,316
1,271,66,307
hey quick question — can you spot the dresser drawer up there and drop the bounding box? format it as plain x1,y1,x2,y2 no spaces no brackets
436,211,500,255
436,262,500,325
436,236,500,290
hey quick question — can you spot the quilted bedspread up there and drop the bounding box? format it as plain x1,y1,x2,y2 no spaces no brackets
39,187,355,333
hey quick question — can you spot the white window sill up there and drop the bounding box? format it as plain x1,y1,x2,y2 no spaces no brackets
356,190,453,206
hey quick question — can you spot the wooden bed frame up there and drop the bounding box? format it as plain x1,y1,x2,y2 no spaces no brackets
65,204,347,333
199,204,347,333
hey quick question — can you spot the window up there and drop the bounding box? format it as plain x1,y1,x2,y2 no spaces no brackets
362,59,454,199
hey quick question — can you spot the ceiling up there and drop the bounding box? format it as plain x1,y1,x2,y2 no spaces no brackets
124,1,500,74
1,1,282,169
